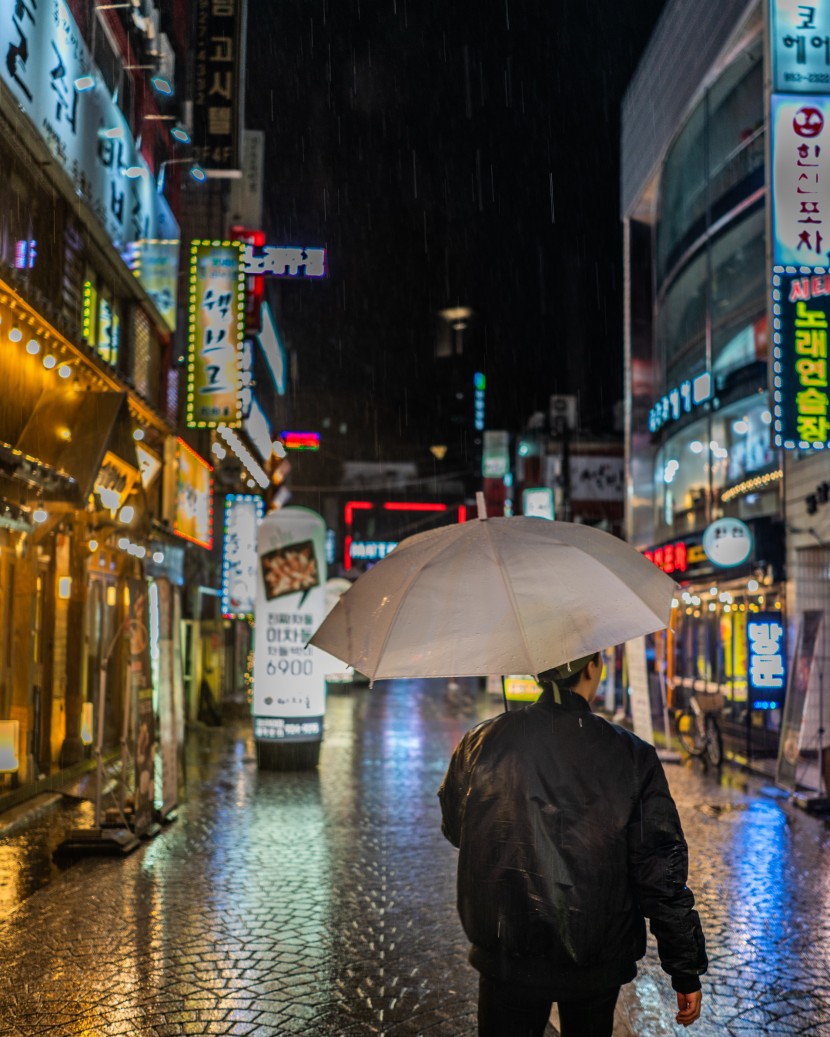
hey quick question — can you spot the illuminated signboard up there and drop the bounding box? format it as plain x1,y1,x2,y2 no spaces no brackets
187,240,245,428
230,226,266,336
343,500,467,571
474,371,486,431
771,94,830,267
173,439,213,549
349,541,398,562
281,431,320,451
702,517,754,568
522,487,554,519
127,240,179,331
747,611,786,709
0,0,178,253
772,269,830,447
503,676,543,704
222,494,264,619
242,244,327,278
648,373,712,434
770,1,830,94
257,303,287,395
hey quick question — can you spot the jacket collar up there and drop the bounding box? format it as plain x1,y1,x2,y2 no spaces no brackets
535,683,592,713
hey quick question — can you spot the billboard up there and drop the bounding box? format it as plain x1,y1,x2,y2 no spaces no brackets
187,240,245,428
222,494,263,619
252,508,328,743
172,439,213,549
770,1,830,93
772,270,830,447
0,0,178,252
771,94,830,267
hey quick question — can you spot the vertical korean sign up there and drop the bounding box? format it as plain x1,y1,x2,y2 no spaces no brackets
222,494,263,618
770,2,830,449
187,240,245,428
193,0,242,172
252,508,328,745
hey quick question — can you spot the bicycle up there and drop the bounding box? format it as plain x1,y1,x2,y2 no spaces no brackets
674,692,724,768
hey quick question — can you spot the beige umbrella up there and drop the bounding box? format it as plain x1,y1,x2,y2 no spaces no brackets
310,497,675,681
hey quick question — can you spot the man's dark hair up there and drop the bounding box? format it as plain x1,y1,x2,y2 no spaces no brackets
548,651,601,690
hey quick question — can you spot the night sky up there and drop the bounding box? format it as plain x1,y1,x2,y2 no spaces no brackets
246,0,668,459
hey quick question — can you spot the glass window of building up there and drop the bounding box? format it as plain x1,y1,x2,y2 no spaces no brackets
707,45,764,216
711,207,766,371
656,100,706,282
658,252,708,390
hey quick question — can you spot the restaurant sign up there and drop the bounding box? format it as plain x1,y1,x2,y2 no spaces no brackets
772,269,830,447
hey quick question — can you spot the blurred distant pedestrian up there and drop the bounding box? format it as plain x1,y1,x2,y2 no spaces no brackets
439,651,707,1037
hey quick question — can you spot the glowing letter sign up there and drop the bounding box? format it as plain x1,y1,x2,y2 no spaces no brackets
747,611,786,709
187,240,245,428
772,271,830,447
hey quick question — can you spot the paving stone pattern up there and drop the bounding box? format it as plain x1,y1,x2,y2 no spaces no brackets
0,679,829,1035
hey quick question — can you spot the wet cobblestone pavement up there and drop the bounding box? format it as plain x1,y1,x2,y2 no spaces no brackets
1,679,830,1035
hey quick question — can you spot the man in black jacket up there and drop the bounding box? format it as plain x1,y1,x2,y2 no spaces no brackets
438,652,707,1037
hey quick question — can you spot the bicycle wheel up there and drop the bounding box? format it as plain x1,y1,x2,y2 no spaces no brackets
704,715,723,768
675,708,706,757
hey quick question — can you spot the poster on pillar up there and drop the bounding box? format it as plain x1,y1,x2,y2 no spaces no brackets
252,508,328,743
128,580,156,833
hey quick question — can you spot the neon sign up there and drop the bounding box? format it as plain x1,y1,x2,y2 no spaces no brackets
747,611,786,708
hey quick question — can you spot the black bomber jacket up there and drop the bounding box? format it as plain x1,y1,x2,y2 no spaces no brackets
438,685,708,996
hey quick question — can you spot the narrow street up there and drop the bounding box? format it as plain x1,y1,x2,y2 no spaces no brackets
1,680,829,1036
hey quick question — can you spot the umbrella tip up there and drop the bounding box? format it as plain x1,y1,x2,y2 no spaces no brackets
476,491,487,520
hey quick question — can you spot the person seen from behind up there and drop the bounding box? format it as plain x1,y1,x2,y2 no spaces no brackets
438,651,707,1037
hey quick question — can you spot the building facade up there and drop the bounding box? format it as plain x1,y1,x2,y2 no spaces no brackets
622,0,791,761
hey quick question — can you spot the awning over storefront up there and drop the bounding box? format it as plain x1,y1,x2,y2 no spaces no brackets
15,390,141,505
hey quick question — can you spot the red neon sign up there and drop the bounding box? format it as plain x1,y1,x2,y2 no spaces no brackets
343,500,466,570
644,540,687,575
281,431,320,451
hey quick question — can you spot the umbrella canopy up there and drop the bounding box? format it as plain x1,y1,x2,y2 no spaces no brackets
310,511,676,680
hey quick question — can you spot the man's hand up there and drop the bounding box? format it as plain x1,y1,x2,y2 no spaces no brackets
675,990,702,1026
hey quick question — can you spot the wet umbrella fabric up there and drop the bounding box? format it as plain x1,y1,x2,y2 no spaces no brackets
309,516,675,681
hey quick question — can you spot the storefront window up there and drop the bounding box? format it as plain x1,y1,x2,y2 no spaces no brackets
655,416,710,536
710,394,774,493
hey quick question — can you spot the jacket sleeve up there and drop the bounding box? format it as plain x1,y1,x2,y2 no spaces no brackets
438,734,472,848
626,747,708,993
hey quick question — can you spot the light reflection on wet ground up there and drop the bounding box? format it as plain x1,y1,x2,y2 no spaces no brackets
0,680,829,1035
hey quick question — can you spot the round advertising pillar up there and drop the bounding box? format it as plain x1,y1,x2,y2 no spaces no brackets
252,507,328,771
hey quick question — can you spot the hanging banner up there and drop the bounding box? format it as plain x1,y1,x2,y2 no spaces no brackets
222,494,263,618
777,609,823,791
128,580,156,834
187,240,245,428
626,636,654,745
252,507,328,743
